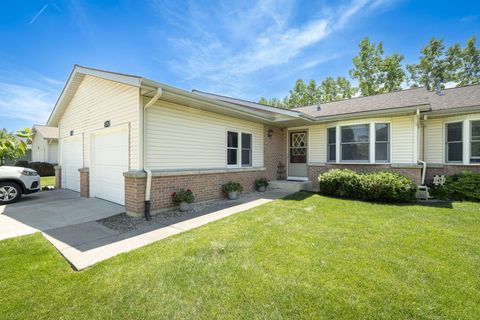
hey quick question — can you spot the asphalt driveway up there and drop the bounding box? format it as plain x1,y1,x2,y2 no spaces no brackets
0,189,124,241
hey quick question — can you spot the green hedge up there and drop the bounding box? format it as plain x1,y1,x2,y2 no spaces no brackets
432,171,480,202
14,161,55,177
318,169,417,202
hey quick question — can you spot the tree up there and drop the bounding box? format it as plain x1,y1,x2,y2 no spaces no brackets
319,76,357,102
381,53,405,92
258,97,287,108
285,79,320,108
447,36,480,86
0,128,32,166
407,37,450,90
350,37,405,96
349,37,384,96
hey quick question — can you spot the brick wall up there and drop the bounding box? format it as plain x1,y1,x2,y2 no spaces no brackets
264,126,287,180
124,175,147,216
79,168,89,197
124,124,289,216
308,164,423,188
425,165,480,185
54,166,61,189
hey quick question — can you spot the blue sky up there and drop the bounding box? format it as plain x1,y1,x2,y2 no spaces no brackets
0,0,479,132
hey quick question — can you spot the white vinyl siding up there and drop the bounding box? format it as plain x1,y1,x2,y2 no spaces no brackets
294,115,417,164
423,113,480,164
145,101,264,170
58,75,140,169
31,134,49,162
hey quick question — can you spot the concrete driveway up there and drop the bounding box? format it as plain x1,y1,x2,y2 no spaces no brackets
0,189,124,241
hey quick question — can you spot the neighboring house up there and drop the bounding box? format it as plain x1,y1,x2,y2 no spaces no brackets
31,125,59,164
46,65,480,217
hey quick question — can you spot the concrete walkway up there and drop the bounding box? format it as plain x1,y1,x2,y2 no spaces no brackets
44,190,292,270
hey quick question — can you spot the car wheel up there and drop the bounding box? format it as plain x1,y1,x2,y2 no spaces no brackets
0,182,22,204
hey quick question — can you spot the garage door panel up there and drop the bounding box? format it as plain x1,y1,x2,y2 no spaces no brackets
90,127,128,205
61,137,82,192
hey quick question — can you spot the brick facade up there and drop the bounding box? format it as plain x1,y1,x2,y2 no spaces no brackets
54,166,62,189
308,164,423,188
79,168,89,197
425,165,480,185
264,126,287,180
124,125,287,216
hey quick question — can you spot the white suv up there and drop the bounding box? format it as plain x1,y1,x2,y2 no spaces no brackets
0,166,41,204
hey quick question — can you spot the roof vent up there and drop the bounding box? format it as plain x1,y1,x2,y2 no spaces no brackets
316,95,321,111
435,78,441,95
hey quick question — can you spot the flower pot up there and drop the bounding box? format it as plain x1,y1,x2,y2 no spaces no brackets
257,185,266,192
227,191,238,200
179,201,192,212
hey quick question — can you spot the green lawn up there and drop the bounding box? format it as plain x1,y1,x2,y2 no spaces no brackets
1,192,479,319
40,176,55,187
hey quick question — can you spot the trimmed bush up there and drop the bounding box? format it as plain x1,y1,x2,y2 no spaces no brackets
440,171,480,202
318,169,417,202
14,161,55,177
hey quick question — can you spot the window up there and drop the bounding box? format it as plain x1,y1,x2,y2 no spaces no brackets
241,133,252,166
471,121,480,163
341,124,370,161
327,127,336,162
375,123,390,162
446,122,463,162
289,131,307,163
227,131,238,165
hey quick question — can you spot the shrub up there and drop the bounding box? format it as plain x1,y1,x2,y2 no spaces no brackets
318,169,417,202
222,181,244,194
171,189,195,204
14,161,55,177
441,171,480,202
255,177,269,188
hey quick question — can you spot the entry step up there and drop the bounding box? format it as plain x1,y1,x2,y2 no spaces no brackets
268,180,312,192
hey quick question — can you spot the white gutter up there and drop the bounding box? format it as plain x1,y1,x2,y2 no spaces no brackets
144,88,162,109
418,160,427,185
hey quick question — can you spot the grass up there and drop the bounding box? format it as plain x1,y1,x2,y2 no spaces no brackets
1,192,479,319
40,176,55,187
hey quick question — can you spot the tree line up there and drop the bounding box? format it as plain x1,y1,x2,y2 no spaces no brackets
259,36,480,109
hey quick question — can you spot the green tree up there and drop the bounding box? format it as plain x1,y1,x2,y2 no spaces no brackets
447,36,480,86
350,37,405,96
349,37,384,96
0,128,32,165
285,79,320,108
258,97,287,108
319,76,356,102
381,53,405,92
407,37,450,90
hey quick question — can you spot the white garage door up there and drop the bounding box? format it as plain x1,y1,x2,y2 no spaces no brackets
61,136,83,192
90,127,128,205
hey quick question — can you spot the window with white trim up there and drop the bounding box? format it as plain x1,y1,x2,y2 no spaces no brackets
241,133,252,167
375,123,390,162
471,120,480,163
227,131,252,167
445,122,463,163
227,131,238,165
327,127,336,162
341,124,370,162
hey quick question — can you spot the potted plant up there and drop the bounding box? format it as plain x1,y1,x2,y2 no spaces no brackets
255,177,269,192
222,181,244,200
171,189,195,211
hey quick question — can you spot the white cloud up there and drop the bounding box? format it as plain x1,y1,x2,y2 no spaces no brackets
153,0,397,98
0,82,56,124
29,3,49,25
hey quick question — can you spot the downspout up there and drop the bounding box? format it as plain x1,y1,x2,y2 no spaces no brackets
142,87,162,220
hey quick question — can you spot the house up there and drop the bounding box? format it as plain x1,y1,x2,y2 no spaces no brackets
31,125,59,164
47,65,480,217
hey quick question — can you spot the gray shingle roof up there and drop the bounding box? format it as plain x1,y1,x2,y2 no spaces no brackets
33,125,59,139
294,84,480,117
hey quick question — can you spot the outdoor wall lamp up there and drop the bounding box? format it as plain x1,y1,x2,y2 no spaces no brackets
267,129,274,138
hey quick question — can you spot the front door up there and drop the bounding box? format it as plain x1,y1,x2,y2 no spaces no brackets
288,131,308,180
